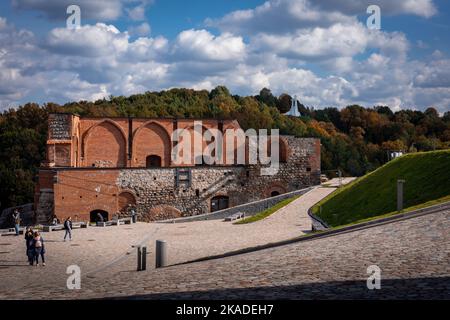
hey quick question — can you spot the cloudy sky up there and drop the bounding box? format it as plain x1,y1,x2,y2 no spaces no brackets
0,0,449,112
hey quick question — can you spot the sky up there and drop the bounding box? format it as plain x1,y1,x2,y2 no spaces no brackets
0,0,450,112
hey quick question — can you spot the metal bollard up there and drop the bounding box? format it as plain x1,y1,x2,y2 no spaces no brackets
142,246,147,271
137,246,142,271
397,179,405,211
155,240,167,268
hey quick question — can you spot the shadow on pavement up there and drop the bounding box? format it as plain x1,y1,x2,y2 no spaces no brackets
108,277,450,300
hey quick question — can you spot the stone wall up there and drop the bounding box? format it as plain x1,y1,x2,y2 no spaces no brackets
115,137,320,220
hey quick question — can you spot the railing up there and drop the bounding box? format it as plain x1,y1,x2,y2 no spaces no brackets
159,186,315,223
307,207,330,231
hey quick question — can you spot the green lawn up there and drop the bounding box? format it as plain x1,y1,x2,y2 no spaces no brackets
234,195,299,224
312,149,450,227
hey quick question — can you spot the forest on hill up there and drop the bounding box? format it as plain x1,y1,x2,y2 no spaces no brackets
1,86,449,213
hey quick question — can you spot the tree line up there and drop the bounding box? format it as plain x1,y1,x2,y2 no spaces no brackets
1,86,449,212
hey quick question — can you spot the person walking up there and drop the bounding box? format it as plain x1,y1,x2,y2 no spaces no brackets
12,209,21,236
33,231,45,266
24,227,35,265
63,216,73,241
129,205,137,223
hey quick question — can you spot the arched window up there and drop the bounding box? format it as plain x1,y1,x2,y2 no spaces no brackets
211,195,229,212
146,155,162,168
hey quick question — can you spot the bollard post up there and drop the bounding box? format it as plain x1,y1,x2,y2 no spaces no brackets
155,240,167,268
142,246,147,271
397,179,405,211
137,246,142,271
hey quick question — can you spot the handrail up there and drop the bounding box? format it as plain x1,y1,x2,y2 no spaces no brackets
308,207,330,231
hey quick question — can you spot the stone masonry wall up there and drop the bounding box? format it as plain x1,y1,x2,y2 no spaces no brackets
116,137,320,220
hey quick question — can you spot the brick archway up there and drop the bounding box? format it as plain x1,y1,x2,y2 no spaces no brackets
82,120,127,167
133,121,171,167
264,183,287,198
118,191,137,213
142,205,182,222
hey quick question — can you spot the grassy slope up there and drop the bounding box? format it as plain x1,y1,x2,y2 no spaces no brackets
234,195,299,224
313,150,450,227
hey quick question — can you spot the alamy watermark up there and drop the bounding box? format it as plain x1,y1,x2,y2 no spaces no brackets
171,121,280,175
366,5,381,30
66,264,81,290
366,265,381,290
66,5,81,29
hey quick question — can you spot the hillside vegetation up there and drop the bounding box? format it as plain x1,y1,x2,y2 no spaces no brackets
313,150,450,226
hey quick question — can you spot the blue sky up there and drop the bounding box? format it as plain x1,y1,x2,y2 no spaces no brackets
1,0,450,112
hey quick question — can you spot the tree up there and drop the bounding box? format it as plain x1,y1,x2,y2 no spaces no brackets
256,88,277,108
276,93,292,113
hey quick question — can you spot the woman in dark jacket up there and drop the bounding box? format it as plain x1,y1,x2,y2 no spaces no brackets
24,227,35,265
33,231,46,266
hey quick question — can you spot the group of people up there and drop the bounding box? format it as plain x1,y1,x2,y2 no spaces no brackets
21,217,74,267
14,207,136,267
24,227,45,266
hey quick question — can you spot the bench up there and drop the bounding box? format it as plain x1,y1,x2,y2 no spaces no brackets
224,212,245,222
97,217,132,227
0,227,25,236
43,222,88,232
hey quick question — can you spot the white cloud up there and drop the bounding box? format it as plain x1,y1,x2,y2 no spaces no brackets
207,0,355,34
252,22,369,60
127,5,146,21
45,23,128,57
208,0,437,36
172,29,246,62
414,59,450,89
128,22,151,36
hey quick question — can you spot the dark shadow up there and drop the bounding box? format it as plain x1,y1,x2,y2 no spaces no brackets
105,277,450,300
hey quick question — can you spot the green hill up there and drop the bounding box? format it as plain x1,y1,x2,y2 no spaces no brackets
313,149,450,227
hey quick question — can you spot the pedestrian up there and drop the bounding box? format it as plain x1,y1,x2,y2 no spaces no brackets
12,209,21,236
63,216,72,241
52,217,58,225
129,205,137,223
96,212,104,223
33,231,45,266
24,227,35,265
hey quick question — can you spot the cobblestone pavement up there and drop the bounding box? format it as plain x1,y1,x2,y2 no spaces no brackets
0,186,337,298
1,205,449,299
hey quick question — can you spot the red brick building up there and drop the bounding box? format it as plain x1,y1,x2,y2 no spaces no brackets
34,113,321,223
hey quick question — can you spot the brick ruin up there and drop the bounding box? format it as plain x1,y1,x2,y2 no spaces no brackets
34,113,321,223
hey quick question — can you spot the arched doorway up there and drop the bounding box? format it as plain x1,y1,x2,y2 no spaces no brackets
118,191,137,213
90,209,109,223
146,155,162,167
211,195,229,212
265,184,287,198
270,191,280,197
